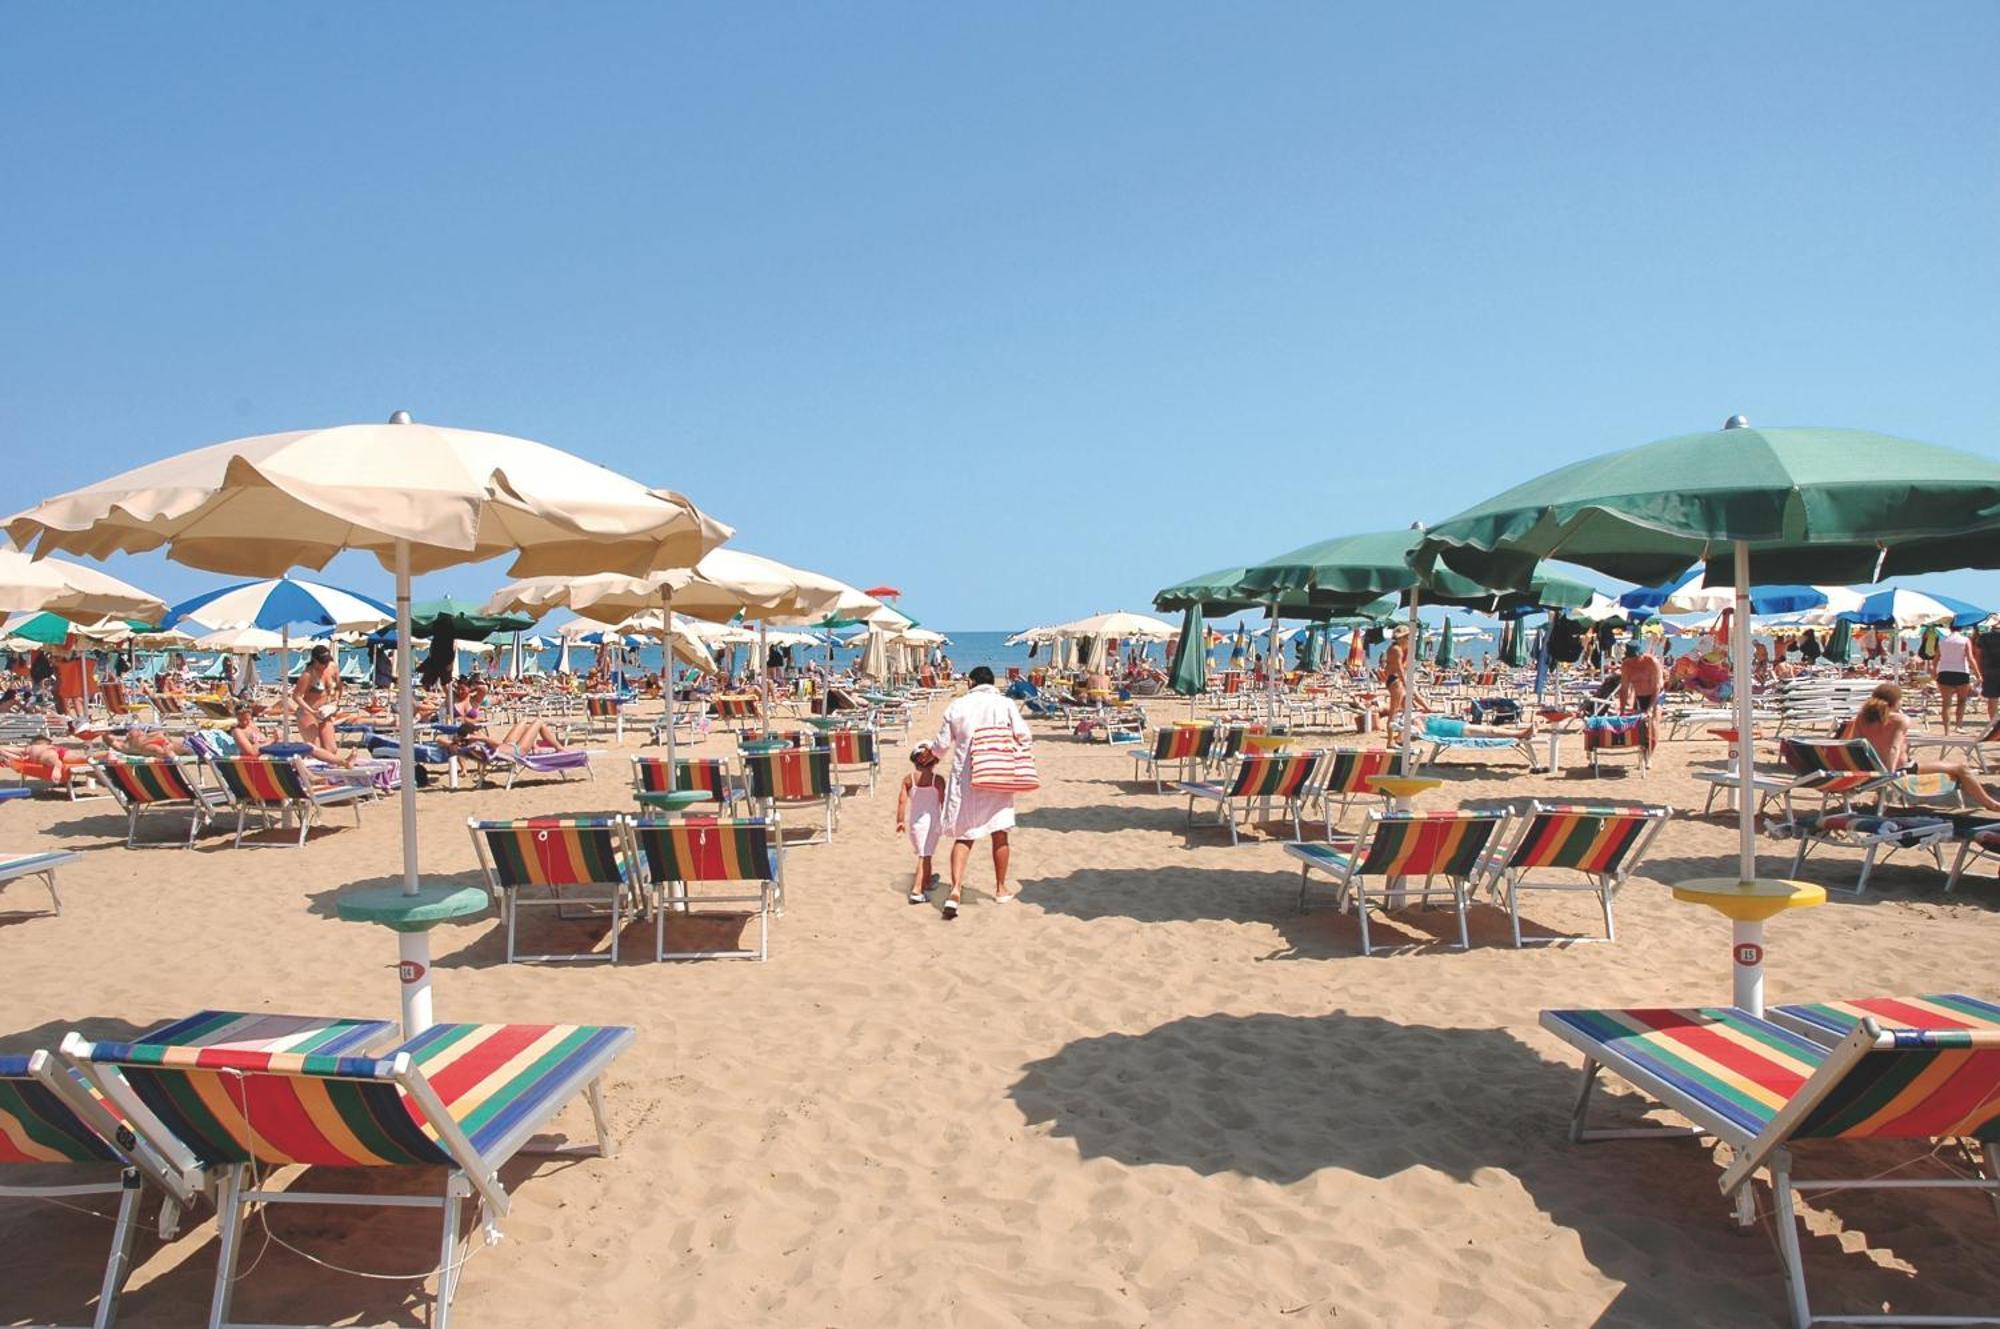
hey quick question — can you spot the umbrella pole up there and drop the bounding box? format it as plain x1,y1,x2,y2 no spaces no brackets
1265,602,1280,724
1399,586,1420,772
758,622,771,727
1730,539,1765,1016
661,585,676,774
392,539,434,1036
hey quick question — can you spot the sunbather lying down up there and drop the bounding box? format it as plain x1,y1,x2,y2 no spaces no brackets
2,737,88,768
1418,716,1538,741
112,726,193,759
450,718,571,762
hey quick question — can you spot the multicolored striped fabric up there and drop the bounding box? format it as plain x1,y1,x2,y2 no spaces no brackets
1506,806,1656,874
1584,715,1653,751
1542,1006,1824,1139
1781,737,1890,794
585,696,622,719
1773,994,2000,1042
97,757,200,804
472,817,630,889
1795,1031,2000,1142
631,817,776,883
210,756,309,805
744,748,833,800
1148,726,1212,761
633,756,733,799
1228,752,1318,800
1355,811,1504,879
82,1017,627,1166
826,729,877,766
1317,748,1398,796
0,1056,118,1164
713,696,760,719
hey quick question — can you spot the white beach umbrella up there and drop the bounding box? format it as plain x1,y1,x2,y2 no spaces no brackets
191,624,287,653
0,545,167,623
6,411,729,1037
1047,610,1178,641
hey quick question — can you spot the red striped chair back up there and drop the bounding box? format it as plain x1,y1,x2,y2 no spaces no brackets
1151,726,1212,761
630,816,776,884
586,696,622,719
826,728,877,766
1780,736,1890,793
743,748,833,800
1228,751,1318,800
1355,810,1507,879
1792,1028,2000,1142
471,817,630,890
713,695,759,719
1505,804,1663,875
1317,748,1398,796
97,757,199,805
211,756,309,806
1583,715,1653,751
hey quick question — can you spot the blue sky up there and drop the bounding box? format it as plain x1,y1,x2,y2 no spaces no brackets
3,4,1996,633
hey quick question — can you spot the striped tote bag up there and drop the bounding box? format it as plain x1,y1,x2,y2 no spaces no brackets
967,726,1039,793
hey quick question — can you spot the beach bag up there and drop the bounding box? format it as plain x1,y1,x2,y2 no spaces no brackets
967,725,1039,793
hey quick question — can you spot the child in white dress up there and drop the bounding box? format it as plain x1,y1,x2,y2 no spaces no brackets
895,746,944,904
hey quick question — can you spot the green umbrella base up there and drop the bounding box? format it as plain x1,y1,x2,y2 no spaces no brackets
335,884,489,934
636,790,714,812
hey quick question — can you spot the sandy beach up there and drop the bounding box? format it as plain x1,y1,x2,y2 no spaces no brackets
3,695,1996,1327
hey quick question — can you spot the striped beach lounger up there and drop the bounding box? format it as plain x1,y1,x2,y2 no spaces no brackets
487,743,596,791
95,757,231,848
1178,751,1322,846
631,816,782,960
1944,824,2000,893
208,756,367,848
712,694,761,727
1480,802,1670,947
1288,808,1509,955
1782,769,1960,896
1411,716,1534,770
1541,1004,2000,1327
0,1047,202,1329
469,817,637,964
742,747,840,845
63,1010,633,1329
1132,725,1214,794
584,693,625,741
825,727,880,796
0,847,81,916
630,755,742,814
1306,747,1401,835
1698,735,1898,820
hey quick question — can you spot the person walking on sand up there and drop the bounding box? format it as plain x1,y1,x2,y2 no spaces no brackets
895,745,945,904
921,665,1032,920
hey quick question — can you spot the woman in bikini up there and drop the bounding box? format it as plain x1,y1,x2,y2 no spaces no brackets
1843,683,2000,811
291,645,344,754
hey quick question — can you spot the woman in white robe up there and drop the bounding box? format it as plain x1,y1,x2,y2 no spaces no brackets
921,666,1032,918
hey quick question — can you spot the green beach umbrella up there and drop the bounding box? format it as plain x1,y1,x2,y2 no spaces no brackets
1168,604,1207,699
409,598,535,642
1434,618,1456,670
1501,619,1528,668
1414,415,2000,1016
1823,616,1853,664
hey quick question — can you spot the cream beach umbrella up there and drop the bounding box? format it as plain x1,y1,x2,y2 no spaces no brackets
0,545,167,624
1048,610,1178,641
605,609,719,674
6,412,730,1036
190,624,287,653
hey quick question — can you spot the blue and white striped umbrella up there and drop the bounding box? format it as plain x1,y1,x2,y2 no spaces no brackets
167,577,394,633
1838,587,1989,629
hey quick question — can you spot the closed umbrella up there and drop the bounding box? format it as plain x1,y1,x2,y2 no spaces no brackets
1168,603,1206,707
1823,617,1854,664
6,411,728,1036
1434,619,1456,671
1414,415,2000,1015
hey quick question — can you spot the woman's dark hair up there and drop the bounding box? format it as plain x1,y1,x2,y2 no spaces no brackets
1859,682,1900,726
310,644,332,663
968,665,995,686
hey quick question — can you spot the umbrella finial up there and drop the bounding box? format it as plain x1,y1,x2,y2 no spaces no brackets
1723,415,1750,430
388,410,413,425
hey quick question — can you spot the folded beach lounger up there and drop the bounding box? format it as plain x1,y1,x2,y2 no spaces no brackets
0,847,81,915
1178,751,1321,846
1540,1004,2000,1328
1478,802,1669,946
0,1048,202,1329
1410,716,1533,770
1305,747,1400,835
1582,713,1653,775
64,1009,634,1329
1289,808,1509,955
1905,716,2000,770
469,816,638,963
631,754,743,815
206,755,367,848
742,747,840,845
646,703,711,747
95,757,231,848
1131,724,1214,795
631,815,782,960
